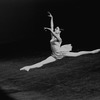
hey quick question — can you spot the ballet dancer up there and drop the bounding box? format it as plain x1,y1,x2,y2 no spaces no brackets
20,12,100,71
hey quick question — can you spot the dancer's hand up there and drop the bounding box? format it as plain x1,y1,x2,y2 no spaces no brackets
44,27,48,30
48,12,52,18
20,66,31,72
44,27,52,32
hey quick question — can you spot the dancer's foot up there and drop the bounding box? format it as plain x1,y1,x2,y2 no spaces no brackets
91,49,100,54
20,63,43,71
20,66,31,71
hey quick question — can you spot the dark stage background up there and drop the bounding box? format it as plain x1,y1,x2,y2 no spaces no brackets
0,1,100,100
0,0,99,58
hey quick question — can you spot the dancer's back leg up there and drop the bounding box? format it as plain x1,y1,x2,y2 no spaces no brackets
64,49,100,57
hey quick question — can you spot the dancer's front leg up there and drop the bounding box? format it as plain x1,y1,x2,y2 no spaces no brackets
20,56,56,71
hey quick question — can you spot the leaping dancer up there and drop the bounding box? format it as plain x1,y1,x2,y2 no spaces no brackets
20,12,100,71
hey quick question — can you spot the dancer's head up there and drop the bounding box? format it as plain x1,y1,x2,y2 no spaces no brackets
55,27,61,35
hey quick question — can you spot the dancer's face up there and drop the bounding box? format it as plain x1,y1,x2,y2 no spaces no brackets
55,27,61,35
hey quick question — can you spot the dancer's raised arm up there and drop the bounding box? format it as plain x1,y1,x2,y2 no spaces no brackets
48,12,54,31
44,12,62,42
44,12,54,32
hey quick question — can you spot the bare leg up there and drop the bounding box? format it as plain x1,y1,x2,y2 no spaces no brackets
65,49,100,57
20,56,56,71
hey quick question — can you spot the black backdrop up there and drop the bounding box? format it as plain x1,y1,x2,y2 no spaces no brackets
0,0,99,57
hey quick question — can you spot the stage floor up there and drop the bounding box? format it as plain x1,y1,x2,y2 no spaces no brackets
0,52,100,100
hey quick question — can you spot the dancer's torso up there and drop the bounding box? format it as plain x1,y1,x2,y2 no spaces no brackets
50,37,65,59
50,37,61,53
50,37,72,59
